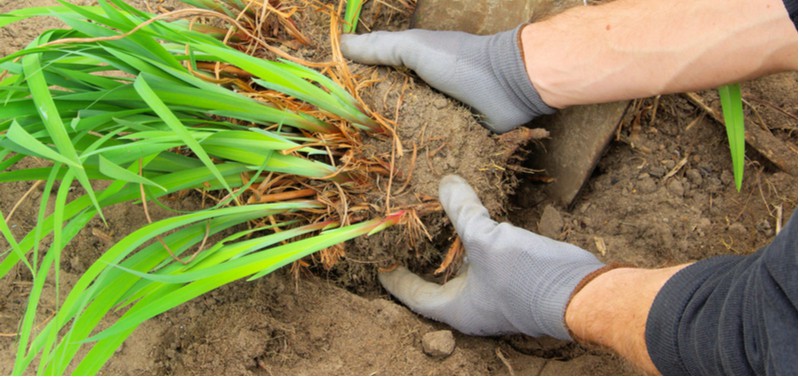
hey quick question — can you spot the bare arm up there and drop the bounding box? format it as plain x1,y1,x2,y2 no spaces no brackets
523,0,798,108
565,265,690,375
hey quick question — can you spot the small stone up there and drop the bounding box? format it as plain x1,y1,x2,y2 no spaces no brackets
698,218,711,228
721,170,733,186
648,166,667,178
728,222,746,234
663,159,676,170
637,177,658,194
706,177,722,193
686,169,703,186
538,205,564,239
422,330,455,358
433,97,448,109
756,219,773,236
667,179,684,197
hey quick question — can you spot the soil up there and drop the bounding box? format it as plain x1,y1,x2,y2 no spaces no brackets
0,0,797,375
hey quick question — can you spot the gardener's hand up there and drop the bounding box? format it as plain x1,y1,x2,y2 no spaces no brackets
340,26,555,133
379,175,605,340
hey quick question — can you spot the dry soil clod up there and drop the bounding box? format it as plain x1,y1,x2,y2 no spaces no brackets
537,204,564,240
422,330,456,358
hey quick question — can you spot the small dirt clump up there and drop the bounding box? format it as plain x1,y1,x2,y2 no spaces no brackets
422,330,457,358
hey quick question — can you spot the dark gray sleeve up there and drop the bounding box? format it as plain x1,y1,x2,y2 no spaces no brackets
645,211,798,375
784,0,798,29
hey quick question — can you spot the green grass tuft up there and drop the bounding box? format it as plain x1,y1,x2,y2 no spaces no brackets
0,0,395,373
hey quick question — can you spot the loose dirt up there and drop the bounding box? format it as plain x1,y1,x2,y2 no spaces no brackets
0,0,796,375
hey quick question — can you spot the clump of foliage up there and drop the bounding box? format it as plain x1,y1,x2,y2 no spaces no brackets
0,0,393,374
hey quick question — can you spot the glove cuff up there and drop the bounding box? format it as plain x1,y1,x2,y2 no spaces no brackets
506,238,606,341
486,24,556,131
524,261,606,340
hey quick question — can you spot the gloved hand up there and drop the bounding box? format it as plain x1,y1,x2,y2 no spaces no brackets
340,26,555,133
380,175,606,340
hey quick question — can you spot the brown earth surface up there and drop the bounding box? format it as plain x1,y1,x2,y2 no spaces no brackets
0,0,797,375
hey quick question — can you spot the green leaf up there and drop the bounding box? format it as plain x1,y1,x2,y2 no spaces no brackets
132,75,232,194
0,5,103,29
12,167,69,375
718,83,745,192
98,155,166,192
343,0,364,33
0,210,34,275
22,52,104,219
5,121,82,169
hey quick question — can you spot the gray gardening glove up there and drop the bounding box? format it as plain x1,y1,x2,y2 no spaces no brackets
380,175,605,340
340,25,555,133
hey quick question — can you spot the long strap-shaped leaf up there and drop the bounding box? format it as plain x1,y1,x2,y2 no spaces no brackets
12,167,70,375
343,0,364,34
718,83,745,192
21,52,104,218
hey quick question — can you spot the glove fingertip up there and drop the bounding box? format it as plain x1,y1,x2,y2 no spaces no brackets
438,175,496,236
340,32,404,67
438,175,474,203
438,174,466,190
377,266,411,294
339,33,362,58
378,266,468,318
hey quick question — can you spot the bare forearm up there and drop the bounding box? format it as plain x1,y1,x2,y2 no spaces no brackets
522,0,798,108
565,265,690,375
